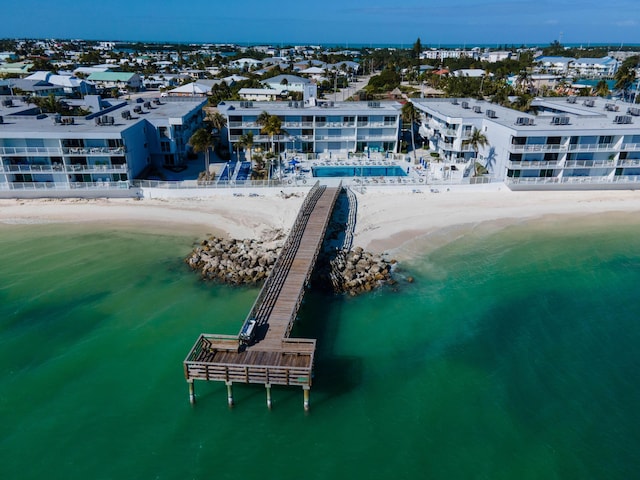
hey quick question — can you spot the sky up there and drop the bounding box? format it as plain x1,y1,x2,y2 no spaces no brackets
3,0,640,47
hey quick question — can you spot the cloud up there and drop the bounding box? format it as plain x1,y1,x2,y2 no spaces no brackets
615,19,638,27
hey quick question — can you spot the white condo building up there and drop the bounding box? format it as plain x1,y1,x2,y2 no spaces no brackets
0,95,206,195
218,99,402,154
412,97,640,189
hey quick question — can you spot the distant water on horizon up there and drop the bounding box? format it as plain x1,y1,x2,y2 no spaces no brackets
114,39,640,50
1,219,640,479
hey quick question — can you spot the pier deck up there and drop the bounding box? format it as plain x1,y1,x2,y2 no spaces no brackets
184,183,341,409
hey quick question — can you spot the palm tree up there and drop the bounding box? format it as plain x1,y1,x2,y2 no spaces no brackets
594,80,610,97
401,101,419,163
238,131,255,169
188,128,215,181
207,112,227,150
260,114,285,154
615,64,636,101
463,128,489,176
516,69,533,94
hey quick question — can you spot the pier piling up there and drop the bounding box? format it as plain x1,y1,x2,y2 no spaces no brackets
226,381,234,406
188,381,195,404
303,386,310,411
266,384,272,409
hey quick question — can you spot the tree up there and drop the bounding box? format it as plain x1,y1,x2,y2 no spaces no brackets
463,128,489,176
515,69,533,94
256,111,285,153
188,128,215,181
615,62,637,101
594,80,610,97
238,131,255,170
207,111,227,148
412,37,422,62
401,101,419,163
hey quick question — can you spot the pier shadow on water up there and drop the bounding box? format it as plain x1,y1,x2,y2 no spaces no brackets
292,289,363,406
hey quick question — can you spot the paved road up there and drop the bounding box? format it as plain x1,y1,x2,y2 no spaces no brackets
322,73,376,102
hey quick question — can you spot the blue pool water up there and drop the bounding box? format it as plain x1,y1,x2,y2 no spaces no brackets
312,165,407,177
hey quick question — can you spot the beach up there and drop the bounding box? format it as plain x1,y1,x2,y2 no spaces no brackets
2,187,640,254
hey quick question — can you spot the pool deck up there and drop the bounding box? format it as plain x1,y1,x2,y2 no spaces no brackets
278,152,469,185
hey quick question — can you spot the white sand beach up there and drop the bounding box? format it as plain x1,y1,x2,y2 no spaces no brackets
1,187,640,255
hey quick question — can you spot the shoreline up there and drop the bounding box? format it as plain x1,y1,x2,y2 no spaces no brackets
2,189,640,257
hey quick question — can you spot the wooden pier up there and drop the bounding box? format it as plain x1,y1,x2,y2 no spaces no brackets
184,182,341,410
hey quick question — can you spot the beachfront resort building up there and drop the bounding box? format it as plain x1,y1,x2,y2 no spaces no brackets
218,99,402,154
412,96,640,189
0,95,206,194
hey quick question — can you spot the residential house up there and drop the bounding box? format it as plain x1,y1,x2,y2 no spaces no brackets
86,72,142,91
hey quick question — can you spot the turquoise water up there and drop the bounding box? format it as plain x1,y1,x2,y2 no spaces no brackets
1,219,640,479
312,165,407,177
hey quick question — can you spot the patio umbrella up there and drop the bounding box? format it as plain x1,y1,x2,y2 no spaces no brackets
288,158,300,165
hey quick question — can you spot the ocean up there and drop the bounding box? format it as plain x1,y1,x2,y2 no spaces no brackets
1,218,639,479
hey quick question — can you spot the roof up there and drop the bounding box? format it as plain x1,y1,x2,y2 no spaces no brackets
263,74,310,85
238,88,279,95
168,82,210,94
86,72,138,82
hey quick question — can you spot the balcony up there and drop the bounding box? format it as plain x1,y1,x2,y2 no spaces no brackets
564,160,615,168
508,160,559,168
0,146,63,156
2,164,127,173
63,146,126,155
510,144,565,152
567,143,615,152
618,158,640,166
621,143,640,150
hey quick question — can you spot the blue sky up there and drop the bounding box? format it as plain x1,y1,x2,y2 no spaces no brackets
3,0,639,46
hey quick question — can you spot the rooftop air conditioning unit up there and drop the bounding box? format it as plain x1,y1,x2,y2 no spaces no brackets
143,101,151,109
329,101,335,107
551,116,570,125
583,99,595,107
0,115,4,124
452,99,459,105
486,109,497,118
2,99,13,107
614,115,633,124
473,106,482,113
288,101,293,107
605,103,619,112
627,107,640,116
461,101,469,109
567,96,577,104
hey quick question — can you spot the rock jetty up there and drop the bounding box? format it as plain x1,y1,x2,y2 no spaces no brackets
317,247,394,296
186,237,396,295
186,236,282,285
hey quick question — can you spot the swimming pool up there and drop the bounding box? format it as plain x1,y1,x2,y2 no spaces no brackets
312,165,407,178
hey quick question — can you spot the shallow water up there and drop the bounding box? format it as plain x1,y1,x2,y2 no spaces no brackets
1,220,639,479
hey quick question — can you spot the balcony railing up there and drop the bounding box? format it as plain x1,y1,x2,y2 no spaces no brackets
510,144,565,152
567,143,615,152
618,159,640,166
621,143,640,150
0,146,63,156
1,164,127,173
63,147,126,155
508,160,559,168
0,180,130,191
564,160,615,168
